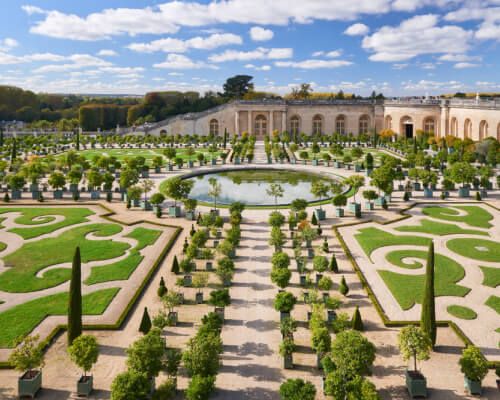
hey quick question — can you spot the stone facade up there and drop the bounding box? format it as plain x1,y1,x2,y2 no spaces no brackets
146,98,500,141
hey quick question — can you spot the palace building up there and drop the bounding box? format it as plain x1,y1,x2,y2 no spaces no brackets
145,98,500,141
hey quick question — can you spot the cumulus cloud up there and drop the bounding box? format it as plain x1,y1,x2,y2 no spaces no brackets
344,23,370,36
439,53,482,62
249,26,274,41
454,62,480,69
97,49,118,57
209,47,292,62
444,2,500,41
0,38,18,51
154,53,218,69
244,63,272,71
33,54,112,73
274,59,352,69
128,33,242,53
362,14,473,62
312,50,342,58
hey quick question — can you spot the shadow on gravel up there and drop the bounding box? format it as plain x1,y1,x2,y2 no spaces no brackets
245,319,277,332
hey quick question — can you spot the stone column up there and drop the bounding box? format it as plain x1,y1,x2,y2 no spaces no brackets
235,111,239,135
282,111,286,132
269,110,274,136
247,110,252,135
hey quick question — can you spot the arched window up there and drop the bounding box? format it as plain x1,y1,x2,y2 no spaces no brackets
336,115,346,135
423,117,435,134
464,118,472,139
359,115,370,134
290,115,300,136
497,123,500,141
385,115,392,130
254,114,267,136
209,119,219,136
450,117,458,136
312,114,323,135
479,120,488,140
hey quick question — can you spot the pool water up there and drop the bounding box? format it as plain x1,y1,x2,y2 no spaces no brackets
186,169,340,206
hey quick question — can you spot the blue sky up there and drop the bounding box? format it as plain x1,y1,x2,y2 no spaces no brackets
0,0,498,96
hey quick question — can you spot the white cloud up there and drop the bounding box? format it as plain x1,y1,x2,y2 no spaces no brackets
392,0,459,12
22,1,395,40
275,59,352,69
402,79,465,91
97,49,118,57
244,63,272,71
33,54,112,73
154,53,217,69
313,50,342,57
439,53,482,62
362,14,473,62
249,26,274,41
128,33,242,53
209,47,292,62
454,62,480,69
0,38,18,51
21,5,46,15
444,2,500,41
344,23,370,36
392,63,408,69
24,53,66,62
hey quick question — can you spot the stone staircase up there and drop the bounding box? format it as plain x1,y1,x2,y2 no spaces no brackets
252,141,268,164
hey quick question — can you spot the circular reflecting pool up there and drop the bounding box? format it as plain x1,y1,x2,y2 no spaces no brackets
185,168,341,206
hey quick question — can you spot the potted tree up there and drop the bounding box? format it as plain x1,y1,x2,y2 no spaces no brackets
67,334,99,396
183,198,198,221
362,189,377,210
312,255,328,284
180,258,195,286
162,291,182,326
310,181,330,220
163,148,176,171
449,161,476,198
216,257,235,287
280,338,296,369
208,177,222,216
274,291,297,322
152,156,164,173
127,185,142,207
87,169,103,199
8,173,25,200
345,175,364,217
192,272,209,304
420,170,438,199
49,171,66,199
398,325,432,399
459,346,489,395
8,335,44,398
139,178,155,210
162,177,194,217
208,288,231,320
333,194,347,217
150,192,165,214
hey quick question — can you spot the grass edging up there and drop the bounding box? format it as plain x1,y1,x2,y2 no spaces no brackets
0,202,181,368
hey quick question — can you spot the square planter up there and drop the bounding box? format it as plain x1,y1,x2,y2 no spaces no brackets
307,248,314,259
299,275,307,286
18,370,42,398
188,161,194,168
30,184,39,192
302,160,307,165
211,159,217,166
480,189,487,198
215,307,225,321
398,184,405,191
335,208,344,217
327,310,337,323
303,291,309,303
405,370,427,398
364,201,374,210
213,240,219,248
464,377,482,395
183,275,192,287
168,164,174,171
169,206,181,217
195,292,204,304
141,200,152,211
155,166,162,173
141,170,149,178
77,375,93,397
290,158,296,165
206,261,213,271
348,202,361,214
315,273,323,284
323,160,329,167
185,210,196,220
168,311,178,326
90,191,101,200
283,353,293,369
458,187,470,198
233,157,240,165
11,190,21,200
413,182,421,191
132,199,140,207
315,208,326,221
312,159,319,166
228,249,236,259
53,190,64,199
423,188,433,198
280,311,290,322
354,164,361,172
69,183,79,193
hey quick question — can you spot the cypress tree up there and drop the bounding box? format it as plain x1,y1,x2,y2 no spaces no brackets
172,255,180,274
421,241,437,347
158,276,167,297
139,307,152,334
68,246,82,345
11,138,16,162
351,306,364,331
223,128,227,149
190,224,196,237
322,237,329,253
329,253,339,273
0,128,3,147
75,129,80,151
196,212,202,224
183,238,189,254
311,212,318,226
339,275,349,296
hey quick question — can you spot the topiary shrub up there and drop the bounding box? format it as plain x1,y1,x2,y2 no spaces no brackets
339,275,349,296
351,306,364,331
157,277,167,298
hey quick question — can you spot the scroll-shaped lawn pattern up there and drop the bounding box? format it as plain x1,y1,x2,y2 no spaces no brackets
0,207,94,239
85,227,161,285
355,227,431,259
0,288,119,348
447,305,477,320
385,250,427,270
0,223,128,292
379,252,470,310
447,238,500,263
485,296,500,315
396,219,488,236
422,206,493,228
480,266,500,288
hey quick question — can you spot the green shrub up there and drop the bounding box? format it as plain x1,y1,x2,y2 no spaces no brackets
185,375,215,400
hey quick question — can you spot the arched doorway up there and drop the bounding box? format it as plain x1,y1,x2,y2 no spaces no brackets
254,114,267,137
385,115,392,130
209,119,219,136
450,117,458,136
336,115,346,135
312,114,323,135
423,117,435,135
497,123,500,141
359,115,370,134
479,120,488,140
464,119,472,139
400,116,413,139
290,115,300,139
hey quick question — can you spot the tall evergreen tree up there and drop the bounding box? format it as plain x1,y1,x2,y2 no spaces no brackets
75,128,80,151
329,253,339,273
139,307,152,334
420,241,436,347
11,138,16,162
171,255,180,274
68,246,82,345
223,128,227,149
0,128,3,147
351,306,364,331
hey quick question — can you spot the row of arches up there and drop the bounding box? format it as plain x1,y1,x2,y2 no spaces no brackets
385,115,436,135
289,114,371,136
449,117,499,140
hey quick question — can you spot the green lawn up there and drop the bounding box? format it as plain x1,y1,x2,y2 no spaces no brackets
447,238,500,263
422,206,493,229
0,288,119,347
85,227,161,285
485,296,500,315
0,223,128,292
396,219,488,237
0,207,94,239
447,305,477,320
480,266,500,288
0,242,6,252
355,227,431,259
379,252,470,310
385,250,428,270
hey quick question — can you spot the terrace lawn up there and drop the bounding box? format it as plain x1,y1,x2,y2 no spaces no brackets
379,252,470,310
85,227,161,285
396,219,488,237
447,238,500,263
480,266,500,288
0,288,119,348
422,206,493,229
355,227,431,259
0,223,128,292
0,242,6,252
0,207,94,239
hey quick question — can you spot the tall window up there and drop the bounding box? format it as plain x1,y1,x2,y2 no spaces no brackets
359,115,370,134
450,117,458,136
209,119,219,136
312,115,323,135
423,118,435,134
479,120,488,140
255,114,267,136
336,115,346,135
290,116,300,136
464,119,472,139
385,115,392,130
